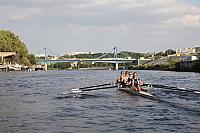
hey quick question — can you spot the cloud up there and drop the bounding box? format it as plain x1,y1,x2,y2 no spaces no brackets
1,0,200,26
0,5,45,21
1,0,200,53
163,15,200,27
151,0,200,14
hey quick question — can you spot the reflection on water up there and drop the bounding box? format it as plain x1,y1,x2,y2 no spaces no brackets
0,70,200,133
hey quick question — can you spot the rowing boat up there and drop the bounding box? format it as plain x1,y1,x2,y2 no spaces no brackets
119,88,157,100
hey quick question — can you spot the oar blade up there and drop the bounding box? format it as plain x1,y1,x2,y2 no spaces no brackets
71,88,82,93
194,91,200,94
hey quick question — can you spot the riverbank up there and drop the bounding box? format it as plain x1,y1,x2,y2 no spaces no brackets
130,59,200,73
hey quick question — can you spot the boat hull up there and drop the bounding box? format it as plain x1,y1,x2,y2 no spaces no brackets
119,88,157,100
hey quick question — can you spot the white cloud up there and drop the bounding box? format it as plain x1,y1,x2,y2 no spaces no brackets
0,5,45,21
152,0,200,18
163,15,200,27
1,0,200,25
1,0,200,53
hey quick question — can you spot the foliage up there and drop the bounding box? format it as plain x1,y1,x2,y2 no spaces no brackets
119,51,145,59
192,59,200,72
154,52,165,60
168,57,181,69
164,49,176,56
0,30,35,65
62,51,146,59
28,54,36,65
61,54,75,59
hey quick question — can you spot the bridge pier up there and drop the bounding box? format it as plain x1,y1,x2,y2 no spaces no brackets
137,59,140,65
114,63,119,70
44,64,48,70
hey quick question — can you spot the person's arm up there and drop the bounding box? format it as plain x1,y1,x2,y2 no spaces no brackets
139,79,143,85
116,76,121,83
126,78,132,86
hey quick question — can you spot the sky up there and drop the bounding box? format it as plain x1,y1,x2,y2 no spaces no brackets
0,0,200,55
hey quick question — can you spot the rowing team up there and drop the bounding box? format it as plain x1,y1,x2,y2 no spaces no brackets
116,71,144,92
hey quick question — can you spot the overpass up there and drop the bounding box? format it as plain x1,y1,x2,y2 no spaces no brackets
37,58,135,70
37,58,151,70
37,58,136,64
36,47,151,70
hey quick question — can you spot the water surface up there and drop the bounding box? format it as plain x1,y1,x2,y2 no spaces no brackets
0,70,200,133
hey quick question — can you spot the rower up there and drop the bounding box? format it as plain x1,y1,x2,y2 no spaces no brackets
124,71,129,85
126,72,134,87
132,72,143,92
117,71,125,87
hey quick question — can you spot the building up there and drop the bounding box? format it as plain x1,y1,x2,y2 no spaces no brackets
176,47,194,56
194,46,200,54
35,54,44,57
170,55,198,61
176,46,200,56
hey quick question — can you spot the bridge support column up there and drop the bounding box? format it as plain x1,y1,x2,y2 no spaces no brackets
44,64,48,71
137,59,140,65
114,63,119,70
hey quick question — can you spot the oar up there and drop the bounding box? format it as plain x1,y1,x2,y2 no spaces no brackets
62,82,116,95
76,82,116,90
71,85,117,93
143,83,200,94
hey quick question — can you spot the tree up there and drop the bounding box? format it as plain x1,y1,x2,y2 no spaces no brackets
0,30,35,65
165,49,176,56
154,52,165,59
28,54,36,64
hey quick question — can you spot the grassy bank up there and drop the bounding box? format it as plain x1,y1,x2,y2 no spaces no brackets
130,59,200,73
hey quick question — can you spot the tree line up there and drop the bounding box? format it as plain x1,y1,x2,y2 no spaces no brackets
61,49,176,60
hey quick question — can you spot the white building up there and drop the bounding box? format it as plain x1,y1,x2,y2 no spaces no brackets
176,46,200,55
176,48,194,55
194,46,200,54
35,54,45,57
171,55,198,61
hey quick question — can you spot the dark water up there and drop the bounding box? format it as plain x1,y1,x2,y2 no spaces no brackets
0,70,200,133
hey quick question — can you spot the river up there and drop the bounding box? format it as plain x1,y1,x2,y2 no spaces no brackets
0,70,200,133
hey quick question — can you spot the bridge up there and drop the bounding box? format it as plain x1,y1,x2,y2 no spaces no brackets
37,47,150,70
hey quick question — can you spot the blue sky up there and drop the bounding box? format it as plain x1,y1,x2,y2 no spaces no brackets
0,0,200,55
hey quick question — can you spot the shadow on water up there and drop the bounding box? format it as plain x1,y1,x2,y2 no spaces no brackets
155,89,200,116
55,93,101,99
157,99,200,115
56,88,200,116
